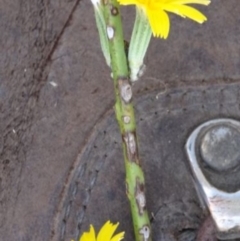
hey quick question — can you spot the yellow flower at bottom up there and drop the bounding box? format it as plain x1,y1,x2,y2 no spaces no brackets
72,221,125,241
118,0,211,38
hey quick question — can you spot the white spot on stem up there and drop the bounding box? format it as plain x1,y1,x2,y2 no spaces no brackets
136,192,146,213
123,116,130,124
124,132,136,155
120,83,132,102
139,226,150,241
107,26,114,39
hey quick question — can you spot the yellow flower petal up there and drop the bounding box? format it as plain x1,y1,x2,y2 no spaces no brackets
76,221,124,241
110,231,125,241
80,225,96,241
167,0,210,5
163,4,208,23
97,221,119,241
118,0,211,38
147,8,170,38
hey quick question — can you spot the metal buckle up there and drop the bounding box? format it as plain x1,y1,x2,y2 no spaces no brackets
185,118,240,240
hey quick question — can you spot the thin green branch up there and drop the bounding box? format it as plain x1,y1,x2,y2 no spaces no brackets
102,2,152,241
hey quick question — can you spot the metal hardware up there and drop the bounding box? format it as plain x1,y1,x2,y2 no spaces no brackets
185,118,240,240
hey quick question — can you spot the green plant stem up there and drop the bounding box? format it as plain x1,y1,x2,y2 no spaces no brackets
103,2,152,241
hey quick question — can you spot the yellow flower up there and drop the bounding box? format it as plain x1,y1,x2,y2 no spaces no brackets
118,0,211,38
72,221,125,241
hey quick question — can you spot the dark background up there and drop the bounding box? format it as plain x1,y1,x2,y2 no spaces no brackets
0,0,240,240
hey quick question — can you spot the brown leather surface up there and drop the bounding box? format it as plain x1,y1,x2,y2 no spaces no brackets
56,82,240,241
0,0,240,240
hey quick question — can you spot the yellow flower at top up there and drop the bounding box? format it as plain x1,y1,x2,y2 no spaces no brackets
118,0,211,38
72,221,125,241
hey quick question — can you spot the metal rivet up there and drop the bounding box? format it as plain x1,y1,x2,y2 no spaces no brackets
186,118,240,239
200,124,240,172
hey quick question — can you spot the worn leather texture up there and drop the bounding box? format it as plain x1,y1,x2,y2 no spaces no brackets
0,0,240,240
